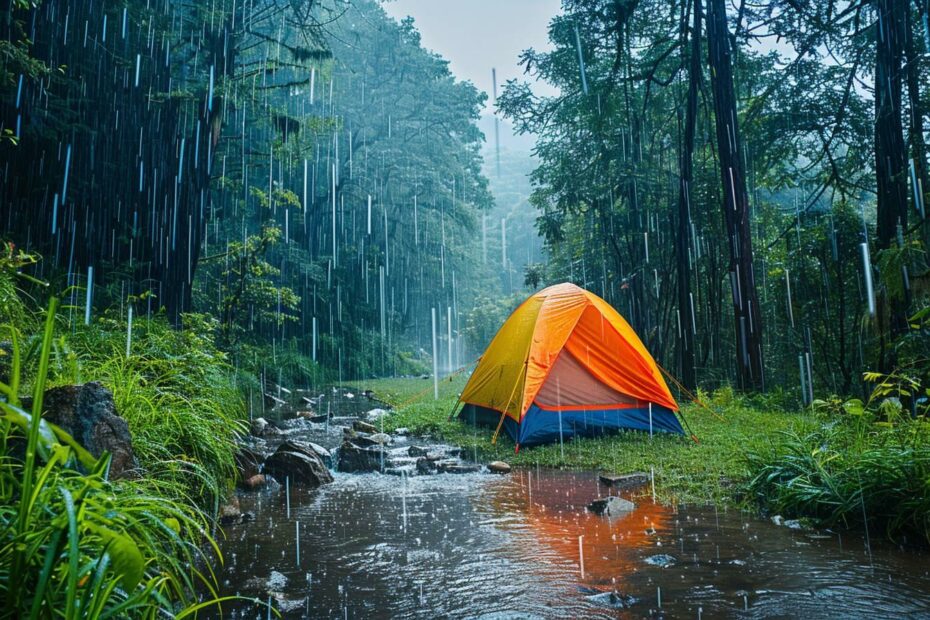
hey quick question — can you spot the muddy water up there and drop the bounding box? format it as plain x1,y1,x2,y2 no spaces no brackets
208,466,930,619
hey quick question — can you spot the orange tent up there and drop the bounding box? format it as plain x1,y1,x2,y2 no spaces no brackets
459,283,682,447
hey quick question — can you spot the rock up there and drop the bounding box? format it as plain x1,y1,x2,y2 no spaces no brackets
644,554,677,568
585,590,638,609
262,442,333,487
250,417,269,437
408,445,429,457
353,420,378,434
437,461,482,474
234,446,263,483
219,496,242,524
241,474,269,490
416,457,437,474
366,408,390,421
588,496,636,516
487,461,511,474
599,472,649,489
338,441,385,473
33,382,139,479
771,515,784,526
367,432,392,445
270,592,306,613
394,427,410,436
263,392,287,410
306,441,332,460
278,439,332,462
784,519,804,530
351,433,381,448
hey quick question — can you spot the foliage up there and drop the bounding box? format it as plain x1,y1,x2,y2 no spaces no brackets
64,312,247,508
0,241,42,329
497,0,929,399
747,393,930,544
460,294,523,354
191,0,494,381
198,222,300,347
523,263,547,289
0,299,229,618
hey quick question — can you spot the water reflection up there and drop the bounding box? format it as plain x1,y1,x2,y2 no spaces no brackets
206,467,930,619
486,468,671,590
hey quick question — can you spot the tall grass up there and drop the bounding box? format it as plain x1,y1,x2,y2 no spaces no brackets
0,299,230,617
747,398,930,544
64,312,247,508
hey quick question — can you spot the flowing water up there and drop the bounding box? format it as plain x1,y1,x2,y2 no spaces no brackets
207,465,930,619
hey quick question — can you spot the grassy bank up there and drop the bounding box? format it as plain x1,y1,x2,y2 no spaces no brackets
0,254,246,615
349,376,812,506
747,396,930,544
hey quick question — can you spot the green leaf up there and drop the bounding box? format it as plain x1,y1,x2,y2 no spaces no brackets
842,399,864,416
105,532,145,591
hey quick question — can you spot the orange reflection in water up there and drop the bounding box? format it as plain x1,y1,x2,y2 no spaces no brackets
485,469,674,588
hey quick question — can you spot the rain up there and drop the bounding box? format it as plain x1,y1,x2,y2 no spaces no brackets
1,0,930,618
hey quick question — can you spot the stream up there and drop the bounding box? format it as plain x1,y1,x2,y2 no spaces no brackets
205,392,930,619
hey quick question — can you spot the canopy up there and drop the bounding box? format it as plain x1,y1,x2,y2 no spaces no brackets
459,282,683,447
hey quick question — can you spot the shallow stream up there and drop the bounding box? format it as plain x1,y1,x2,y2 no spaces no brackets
208,461,930,619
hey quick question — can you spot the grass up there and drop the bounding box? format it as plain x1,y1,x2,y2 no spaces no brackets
0,298,231,617
348,376,812,506
747,398,930,544
64,312,247,509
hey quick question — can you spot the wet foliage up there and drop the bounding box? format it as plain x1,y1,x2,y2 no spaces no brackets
0,299,228,617
748,383,930,545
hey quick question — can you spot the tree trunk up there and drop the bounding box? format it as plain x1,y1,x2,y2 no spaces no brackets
676,0,701,390
706,0,765,390
905,1,930,226
874,0,910,356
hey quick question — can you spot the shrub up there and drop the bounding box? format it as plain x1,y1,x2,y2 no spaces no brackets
747,394,930,544
0,299,227,617
64,312,247,508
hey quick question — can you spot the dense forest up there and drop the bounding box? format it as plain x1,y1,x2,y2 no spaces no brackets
499,0,930,402
1,0,501,386
5,0,927,404
1,0,930,616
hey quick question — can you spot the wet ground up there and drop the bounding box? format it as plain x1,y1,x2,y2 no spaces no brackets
207,465,930,619
207,388,930,618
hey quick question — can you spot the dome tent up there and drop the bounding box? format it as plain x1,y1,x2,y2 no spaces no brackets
458,282,683,448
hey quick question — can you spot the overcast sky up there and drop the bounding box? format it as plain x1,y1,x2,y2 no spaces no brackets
380,0,562,113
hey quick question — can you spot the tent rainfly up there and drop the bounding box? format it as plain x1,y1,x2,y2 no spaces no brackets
458,282,683,448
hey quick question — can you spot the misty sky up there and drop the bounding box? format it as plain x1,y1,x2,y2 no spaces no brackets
381,0,562,113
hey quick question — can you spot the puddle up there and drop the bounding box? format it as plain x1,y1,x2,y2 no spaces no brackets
206,467,930,618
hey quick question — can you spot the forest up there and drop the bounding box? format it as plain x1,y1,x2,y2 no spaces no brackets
1,0,929,617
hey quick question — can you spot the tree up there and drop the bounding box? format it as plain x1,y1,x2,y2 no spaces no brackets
676,0,702,390
706,0,765,389
874,0,911,359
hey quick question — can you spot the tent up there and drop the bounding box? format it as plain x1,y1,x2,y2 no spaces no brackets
458,282,683,448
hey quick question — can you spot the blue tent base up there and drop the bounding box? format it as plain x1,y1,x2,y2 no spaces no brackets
459,402,684,447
